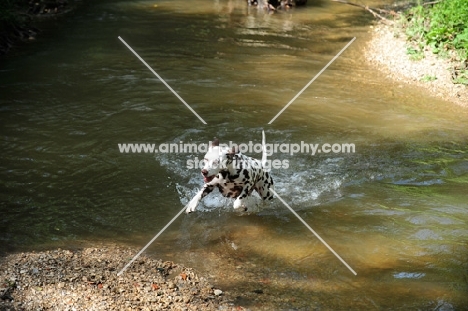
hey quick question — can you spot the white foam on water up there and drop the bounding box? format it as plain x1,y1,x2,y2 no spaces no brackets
272,167,345,207
393,272,425,279
156,129,347,213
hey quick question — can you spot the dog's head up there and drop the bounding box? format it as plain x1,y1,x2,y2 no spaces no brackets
201,139,237,183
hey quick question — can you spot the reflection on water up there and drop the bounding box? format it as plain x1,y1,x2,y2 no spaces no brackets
0,0,467,309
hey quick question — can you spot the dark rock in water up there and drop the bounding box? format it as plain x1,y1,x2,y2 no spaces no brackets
248,0,307,9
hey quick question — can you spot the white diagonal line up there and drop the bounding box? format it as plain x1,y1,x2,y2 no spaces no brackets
271,189,357,276
268,37,356,124
118,36,207,125
117,203,189,276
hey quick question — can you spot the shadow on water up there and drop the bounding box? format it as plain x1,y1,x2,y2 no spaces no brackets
1,0,468,309
146,208,468,309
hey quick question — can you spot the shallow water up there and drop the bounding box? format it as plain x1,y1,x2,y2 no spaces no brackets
1,0,467,309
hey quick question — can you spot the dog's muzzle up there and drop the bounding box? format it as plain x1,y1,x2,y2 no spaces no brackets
201,169,214,183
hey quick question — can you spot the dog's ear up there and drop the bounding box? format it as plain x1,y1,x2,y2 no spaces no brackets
212,138,219,147
229,145,238,155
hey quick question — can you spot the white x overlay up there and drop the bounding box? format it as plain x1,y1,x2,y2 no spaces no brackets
118,36,207,124
268,37,356,124
117,35,357,276
271,189,357,275
117,203,189,276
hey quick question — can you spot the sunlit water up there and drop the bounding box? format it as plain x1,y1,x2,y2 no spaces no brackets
1,0,467,309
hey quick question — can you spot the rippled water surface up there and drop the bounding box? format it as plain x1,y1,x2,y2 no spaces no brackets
1,0,467,309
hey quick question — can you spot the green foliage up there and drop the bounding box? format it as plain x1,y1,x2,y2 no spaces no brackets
420,74,437,82
453,69,468,84
404,5,426,43
406,46,425,60
403,0,468,84
426,0,468,52
453,28,468,51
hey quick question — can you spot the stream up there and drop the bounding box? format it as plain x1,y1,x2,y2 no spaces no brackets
1,0,467,309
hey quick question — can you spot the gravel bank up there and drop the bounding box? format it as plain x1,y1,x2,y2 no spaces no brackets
365,23,467,108
0,245,236,311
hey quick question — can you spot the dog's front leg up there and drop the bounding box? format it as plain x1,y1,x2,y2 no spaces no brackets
186,189,204,213
186,184,215,213
233,182,254,210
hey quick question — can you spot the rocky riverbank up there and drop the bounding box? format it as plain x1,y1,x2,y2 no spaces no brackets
0,0,76,55
0,245,236,311
365,23,467,108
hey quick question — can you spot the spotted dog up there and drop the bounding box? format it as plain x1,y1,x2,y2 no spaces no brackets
186,131,274,213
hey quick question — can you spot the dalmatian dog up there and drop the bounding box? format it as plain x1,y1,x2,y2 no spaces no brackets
186,131,274,213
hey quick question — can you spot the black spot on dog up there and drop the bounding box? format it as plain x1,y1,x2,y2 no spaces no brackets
232,185,243,195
